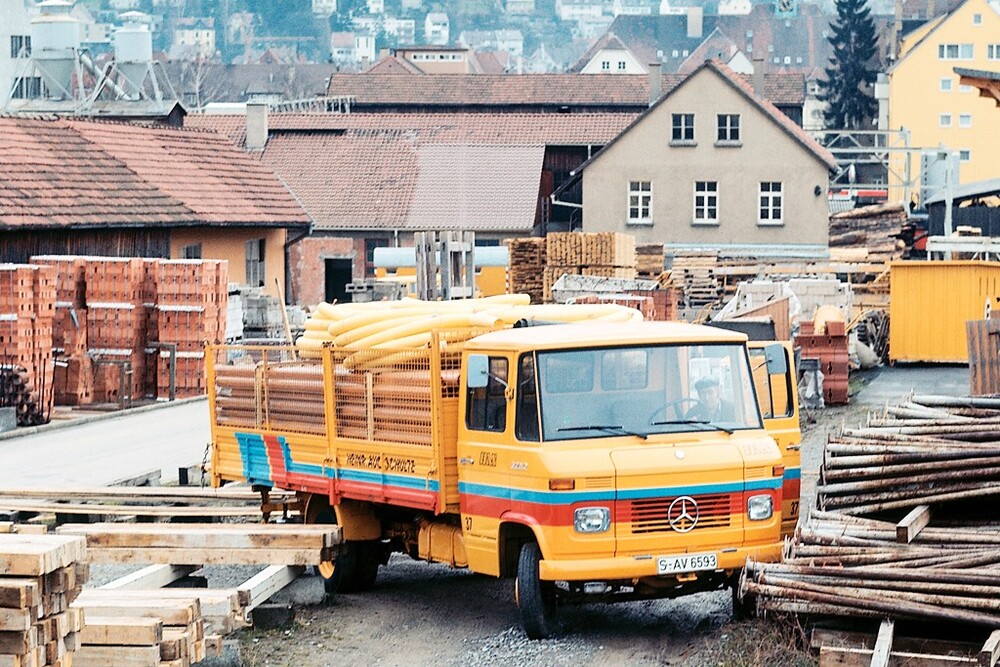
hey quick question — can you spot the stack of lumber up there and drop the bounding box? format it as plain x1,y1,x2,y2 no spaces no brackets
73,595,222,666
829,202,908,262
669,253,721,308
0,533,88,667
635,244,665,280
504,238,545,304
542,233,637,303
0,264,55,426
745,394,1000,629
152,260,229,399
31,258,90,407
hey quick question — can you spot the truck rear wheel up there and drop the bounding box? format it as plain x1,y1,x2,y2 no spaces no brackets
516,542,557,639
311,506,379,595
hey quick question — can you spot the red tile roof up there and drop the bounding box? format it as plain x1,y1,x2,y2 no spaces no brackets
0,116,310,230
325,71,805,108
188,112,634,232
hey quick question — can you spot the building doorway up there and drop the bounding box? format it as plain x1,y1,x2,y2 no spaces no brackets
325,258,353,304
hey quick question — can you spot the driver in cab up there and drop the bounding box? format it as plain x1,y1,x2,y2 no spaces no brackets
686,376,735,422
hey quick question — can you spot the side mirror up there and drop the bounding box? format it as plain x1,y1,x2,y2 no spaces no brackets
467,354,489,389
763,344,788,375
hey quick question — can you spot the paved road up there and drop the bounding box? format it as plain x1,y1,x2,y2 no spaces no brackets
0,399,211,488
854,363,969,405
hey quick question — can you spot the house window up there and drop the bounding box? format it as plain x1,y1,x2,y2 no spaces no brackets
693,181,718,224
10,35,30,58
960,149,971,162
940,77,953,91
959,113,972,128
989,44,1000,60
717,114,740,142
939,113,952,127
10,76,40,99
627,181,652,224
960,84,973,93
938,43,973,59
181,243,202,259
245,238,266,286
671,113,694,142
601,60,610,70
617,60,626,70
973,13,982,24
759,182,783,225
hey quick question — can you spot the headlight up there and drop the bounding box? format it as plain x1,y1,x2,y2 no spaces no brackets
747,495,773,521
574,507,611,533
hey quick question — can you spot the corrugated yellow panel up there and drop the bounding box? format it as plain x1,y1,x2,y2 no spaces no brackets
890,261,1000,362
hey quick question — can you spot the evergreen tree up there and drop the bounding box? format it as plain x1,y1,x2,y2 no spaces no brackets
820,0,879,129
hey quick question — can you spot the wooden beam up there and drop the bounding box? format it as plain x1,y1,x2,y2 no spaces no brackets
100,565,199,591
0,487,291,502
0,501,269,517
236,565,305,614
79,617,162,646
897,504,932,544
870,619,894,667
979,630,1000,667
83,547,329,566
819,646,976,667
74,644,162,667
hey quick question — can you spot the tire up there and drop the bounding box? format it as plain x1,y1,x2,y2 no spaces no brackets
311,506,380,595
516,542,557,639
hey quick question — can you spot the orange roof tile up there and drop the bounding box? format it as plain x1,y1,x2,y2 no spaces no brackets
0,116,310,230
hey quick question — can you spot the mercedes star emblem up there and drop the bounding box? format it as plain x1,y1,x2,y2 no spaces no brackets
667,495,699,533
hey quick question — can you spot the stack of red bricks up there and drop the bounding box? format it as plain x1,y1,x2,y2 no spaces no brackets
0,264,56,425
83,258,147,403
153,260,228,398
31,256,91,406
797,320,850,405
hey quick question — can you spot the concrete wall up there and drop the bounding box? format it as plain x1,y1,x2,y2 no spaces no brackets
888,0,1000,186
581,66,830,249
0,0,32,108
169,227,287,299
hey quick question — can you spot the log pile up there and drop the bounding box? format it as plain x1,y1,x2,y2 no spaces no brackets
0,532,88,667
744,394,1000,628
829,203,908,262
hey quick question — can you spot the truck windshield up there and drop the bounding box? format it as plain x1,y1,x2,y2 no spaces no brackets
535,343,762,441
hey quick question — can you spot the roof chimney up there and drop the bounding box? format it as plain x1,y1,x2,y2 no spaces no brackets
246,102,268,151
752,57,764,96
648,62,662,106
686,6,703,39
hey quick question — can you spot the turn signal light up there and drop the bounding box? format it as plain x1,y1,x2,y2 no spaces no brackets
772,465,785,477
549,478,575,491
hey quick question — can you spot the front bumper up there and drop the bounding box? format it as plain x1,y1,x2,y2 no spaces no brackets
537,541,782,581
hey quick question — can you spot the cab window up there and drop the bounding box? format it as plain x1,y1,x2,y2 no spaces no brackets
515,354,540,442
466,357,508,432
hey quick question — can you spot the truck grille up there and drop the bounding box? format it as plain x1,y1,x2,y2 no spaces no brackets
626,493,734,534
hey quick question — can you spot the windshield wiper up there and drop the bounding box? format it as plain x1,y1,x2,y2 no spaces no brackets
557,424,648,440
649,419,735,435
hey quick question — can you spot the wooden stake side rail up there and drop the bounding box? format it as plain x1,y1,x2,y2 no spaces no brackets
0,487,293,502
0,501,275,518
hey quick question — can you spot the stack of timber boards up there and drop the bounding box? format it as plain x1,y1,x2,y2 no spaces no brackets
0,533,87,667
73,597,221,666
543,233,637,303
504,238,545,304
669,253,721,308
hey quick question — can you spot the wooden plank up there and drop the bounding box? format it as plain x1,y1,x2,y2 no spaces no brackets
870,619,894,667
0,502,266,518
896,505,932,544
204,634,222,657
80,617,162,647
0,535,86,577
83,547,329,566
0,628,37,654
979,630,1000,667
0,606,35,631
820,646,976,667
0,487,288,502
74,644,161,667
100,565,199,591
0,579,38,609
236,565,304,612
69,600,199,626
76,589,239,619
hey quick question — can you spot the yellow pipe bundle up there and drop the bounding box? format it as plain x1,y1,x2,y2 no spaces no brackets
296,295,643,359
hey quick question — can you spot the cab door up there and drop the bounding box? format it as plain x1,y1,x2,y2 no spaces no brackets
747,342,801,537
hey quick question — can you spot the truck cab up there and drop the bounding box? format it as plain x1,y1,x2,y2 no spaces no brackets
457,322,789,637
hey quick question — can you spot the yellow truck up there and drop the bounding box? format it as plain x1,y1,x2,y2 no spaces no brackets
208,319,799,639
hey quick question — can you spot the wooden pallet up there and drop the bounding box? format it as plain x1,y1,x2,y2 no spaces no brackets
813,621,1000,667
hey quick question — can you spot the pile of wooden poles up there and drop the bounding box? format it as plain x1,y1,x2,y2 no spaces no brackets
0,364,49,427
744,393,1000,628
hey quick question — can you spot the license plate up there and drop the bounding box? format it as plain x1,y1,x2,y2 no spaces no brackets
657,552,718,575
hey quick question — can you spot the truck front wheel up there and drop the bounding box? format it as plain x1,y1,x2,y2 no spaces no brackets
516,542,557,639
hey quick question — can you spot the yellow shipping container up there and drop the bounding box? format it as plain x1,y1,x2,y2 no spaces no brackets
889,261,1000,363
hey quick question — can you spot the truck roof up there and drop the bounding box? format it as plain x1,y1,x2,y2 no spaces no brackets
464,321,748,352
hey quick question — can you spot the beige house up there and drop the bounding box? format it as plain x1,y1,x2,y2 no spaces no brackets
567,60,836,256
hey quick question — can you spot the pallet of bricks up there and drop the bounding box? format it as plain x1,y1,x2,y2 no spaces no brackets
151,261,228,399
0,528,87,667
504,237,546,304
29,258,90,407
796,319,849,405
543,232,636,303
0,265,55,426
